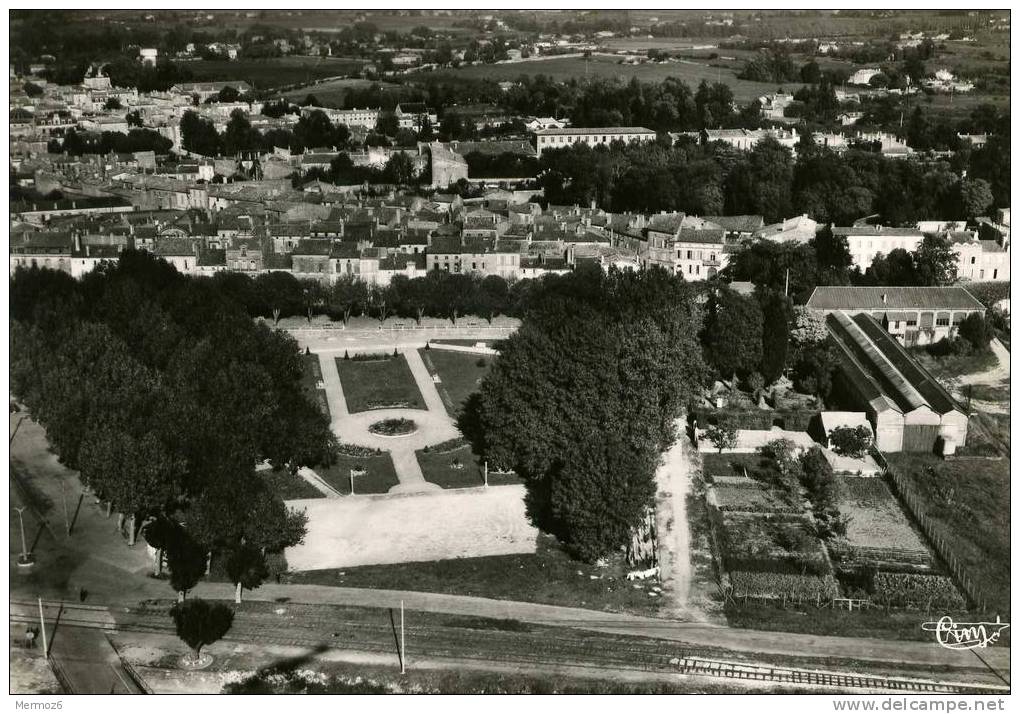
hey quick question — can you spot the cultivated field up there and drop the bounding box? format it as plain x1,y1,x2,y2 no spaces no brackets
836,477,928,554
173,57,365,89
431,54,804,101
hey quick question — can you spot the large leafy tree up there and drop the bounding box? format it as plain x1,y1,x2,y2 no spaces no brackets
461,267,706,561
914,233,958,286
701,287,764,381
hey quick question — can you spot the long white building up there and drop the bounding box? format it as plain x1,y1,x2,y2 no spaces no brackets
533,126,656,157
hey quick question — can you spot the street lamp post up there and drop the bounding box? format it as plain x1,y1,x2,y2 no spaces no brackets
14,507,33,566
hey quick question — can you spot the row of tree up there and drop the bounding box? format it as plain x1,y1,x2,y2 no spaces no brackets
213,269,530,326
538,134,1006,224
10,253,338,602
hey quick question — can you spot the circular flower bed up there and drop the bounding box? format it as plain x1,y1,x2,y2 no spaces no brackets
368,418,418,436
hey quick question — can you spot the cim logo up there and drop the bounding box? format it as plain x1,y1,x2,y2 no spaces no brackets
921,616,1010,650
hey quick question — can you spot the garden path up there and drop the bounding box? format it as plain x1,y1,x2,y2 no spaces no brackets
654,420,696,619
315,349,459,494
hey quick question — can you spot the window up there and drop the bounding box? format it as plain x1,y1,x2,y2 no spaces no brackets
936,317,950,327
979,270,985,279
710,253,716,261
971,256,976,264
906,320,917,327
993,269,998,279
686,250,693,259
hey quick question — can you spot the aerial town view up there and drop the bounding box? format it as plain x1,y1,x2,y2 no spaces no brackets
7,7,1012,703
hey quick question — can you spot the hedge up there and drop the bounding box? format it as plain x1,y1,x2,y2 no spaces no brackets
692,407,817,432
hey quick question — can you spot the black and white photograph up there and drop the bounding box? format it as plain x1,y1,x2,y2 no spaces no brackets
6,7,1012,702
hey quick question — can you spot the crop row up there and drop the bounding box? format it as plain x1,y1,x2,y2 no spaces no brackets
728,571,840,600
872,573,967,610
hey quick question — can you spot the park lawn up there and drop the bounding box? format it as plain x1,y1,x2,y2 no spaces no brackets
314,453,400,496
416,443,521,490
886,453,1010,617
418,348,493,417
284,533,664,616
300,354,330,419
335,354,425,412
261,468,325,500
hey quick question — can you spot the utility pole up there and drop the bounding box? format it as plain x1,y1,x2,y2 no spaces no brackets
349,469,355,496
400,600,406,674
483,460,489,488
60,480,70,536
14,507,30,562
38,598,48,657
784,267,790,297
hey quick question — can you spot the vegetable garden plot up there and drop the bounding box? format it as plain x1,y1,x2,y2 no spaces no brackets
836,477,928,555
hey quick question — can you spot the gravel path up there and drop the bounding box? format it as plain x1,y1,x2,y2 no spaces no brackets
655,420,695,618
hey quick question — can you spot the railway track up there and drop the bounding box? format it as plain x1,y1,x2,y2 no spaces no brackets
11,599,1009,694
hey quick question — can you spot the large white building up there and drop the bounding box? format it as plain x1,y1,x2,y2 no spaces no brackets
949,231,1010,282
533,126,656,157
832,225,924,271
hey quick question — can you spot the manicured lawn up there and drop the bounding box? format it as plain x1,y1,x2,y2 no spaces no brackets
300,354,330,418
314,453,400,495
886,453,1011,617
416,442,521,490
418,348,493,417
284,534,663,616
261,468,325,500
335,354,425,412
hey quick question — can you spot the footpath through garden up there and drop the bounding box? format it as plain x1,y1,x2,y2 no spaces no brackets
653,420,696,619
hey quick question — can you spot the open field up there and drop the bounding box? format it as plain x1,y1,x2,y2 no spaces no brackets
282,486,537,570
286,533,663,616
418,348,493,417
430,54,804,101
281,78,404,105
172,57,365,89
417,442,521,490
885,453,1010,616
909,346,997,380
335,354,425,412
313,452,400,495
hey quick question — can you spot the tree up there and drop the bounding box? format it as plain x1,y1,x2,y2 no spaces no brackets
461,267,706,561
865,248,919,286
800,61,822,84
23,81,43,97
828,425,873,458
375,112,399,137
104,97,123,110
180,110,222,156
224,543,269,603
382,151,415,185
957,178,994,219
958,312,993,351
759,292,791,384
790,306,828,348
705,423,737,454
701,287,763,380
294,109,340,150
165,528,208,602
914,234,958,286
169,599,234,663
126,110,143,127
